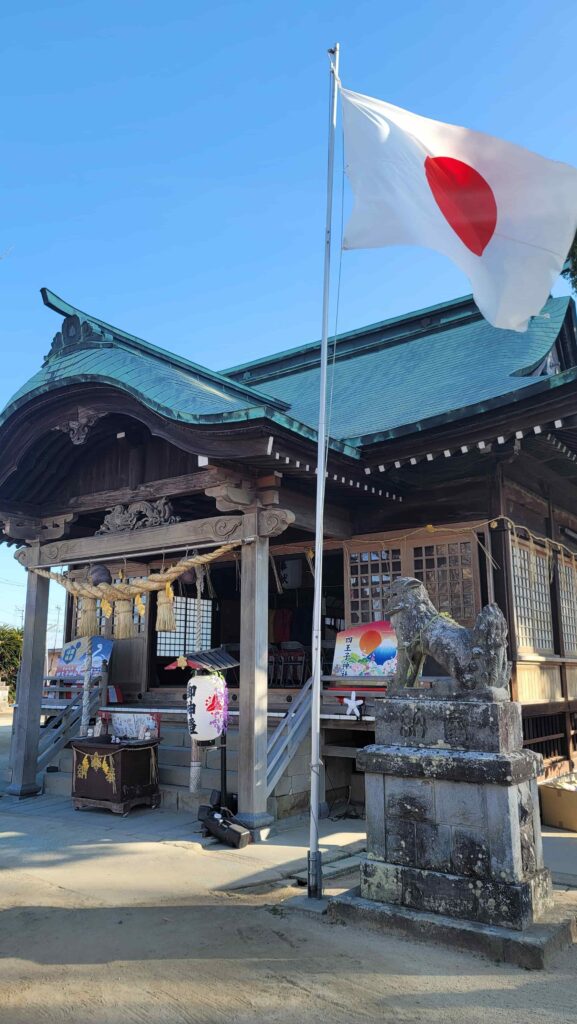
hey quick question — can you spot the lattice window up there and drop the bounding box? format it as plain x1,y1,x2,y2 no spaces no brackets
559,559,577,656
346,526,486,629
348,547,402,624
511,542,554,653
156,596,212,656
412,541,476,627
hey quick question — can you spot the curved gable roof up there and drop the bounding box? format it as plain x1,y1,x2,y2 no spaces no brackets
1,288,291,430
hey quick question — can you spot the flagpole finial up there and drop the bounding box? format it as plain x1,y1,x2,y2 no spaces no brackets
328,43,340,84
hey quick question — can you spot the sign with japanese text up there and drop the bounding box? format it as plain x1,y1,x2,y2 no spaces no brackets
332,621,397,679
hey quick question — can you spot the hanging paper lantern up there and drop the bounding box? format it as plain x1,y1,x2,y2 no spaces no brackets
88,564,112,586
186,674,227,741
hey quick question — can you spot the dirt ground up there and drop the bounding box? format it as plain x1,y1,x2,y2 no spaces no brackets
2,709,577,1024
2,880,577,1024
1,792,577,1024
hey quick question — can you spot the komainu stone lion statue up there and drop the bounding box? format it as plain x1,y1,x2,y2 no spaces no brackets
383,577,511,697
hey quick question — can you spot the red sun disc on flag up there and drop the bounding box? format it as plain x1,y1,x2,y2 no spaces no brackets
424,156,497,256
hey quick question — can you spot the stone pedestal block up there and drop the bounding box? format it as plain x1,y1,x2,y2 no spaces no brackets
357,695,553,935
375,691,523,752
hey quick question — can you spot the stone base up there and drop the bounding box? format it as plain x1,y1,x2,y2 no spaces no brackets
5,782,42,799
328,890,577,970
235,809,274,828
361,858,552,930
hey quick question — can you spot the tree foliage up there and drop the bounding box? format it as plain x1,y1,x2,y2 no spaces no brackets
0,624,23,700
561,234,577,293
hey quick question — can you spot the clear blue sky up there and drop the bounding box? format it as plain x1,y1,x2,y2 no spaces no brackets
1,0,577,634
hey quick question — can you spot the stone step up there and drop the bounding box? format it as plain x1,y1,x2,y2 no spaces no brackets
43,770,73,797
157,784,211,814
45,740,240,774
293,855,363,886
200,767,239,793
158,744,192,767
42,768,211,815
204,745,239,770
160,726,191,748
159,726,243,750
53,749,73,771
158,763,191,787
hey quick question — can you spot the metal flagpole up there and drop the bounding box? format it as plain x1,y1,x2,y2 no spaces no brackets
308,42,340,900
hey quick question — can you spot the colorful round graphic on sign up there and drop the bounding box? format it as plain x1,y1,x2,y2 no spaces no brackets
359,629,382,656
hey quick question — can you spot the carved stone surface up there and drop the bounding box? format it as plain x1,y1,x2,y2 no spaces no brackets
383,577,511,699
96,498,180,534
360,860,552,931
357,691,553,935
375,694,523,753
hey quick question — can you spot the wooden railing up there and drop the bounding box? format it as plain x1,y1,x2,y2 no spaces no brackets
35,678,104,774
266,676,313,796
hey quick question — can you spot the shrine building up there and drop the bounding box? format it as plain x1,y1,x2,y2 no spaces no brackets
2,287,577,824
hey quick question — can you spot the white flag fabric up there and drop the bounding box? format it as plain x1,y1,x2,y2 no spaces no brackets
341,88,577,332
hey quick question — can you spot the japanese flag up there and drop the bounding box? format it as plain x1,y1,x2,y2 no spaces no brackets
341,88,577,332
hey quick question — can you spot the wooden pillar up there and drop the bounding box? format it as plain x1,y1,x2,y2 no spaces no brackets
546,495,574,764
490,468,519,700
237,531,272,828
7,560,50,797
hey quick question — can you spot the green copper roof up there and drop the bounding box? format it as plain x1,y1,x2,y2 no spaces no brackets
1,289,573,460
0,290,359,458
0,287,289,423
224,295,573,445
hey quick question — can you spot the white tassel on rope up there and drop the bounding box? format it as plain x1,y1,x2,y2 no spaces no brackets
189,563,205,793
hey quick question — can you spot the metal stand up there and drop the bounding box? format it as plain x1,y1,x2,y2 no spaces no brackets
220,727,228,810
308,851,323,899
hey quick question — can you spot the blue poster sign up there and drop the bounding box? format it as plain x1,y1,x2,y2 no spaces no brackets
56,636,113,680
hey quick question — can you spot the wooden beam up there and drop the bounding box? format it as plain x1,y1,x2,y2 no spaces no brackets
280,488,351,539
49,467,238,515
0,509,78,544
14,509,295,567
